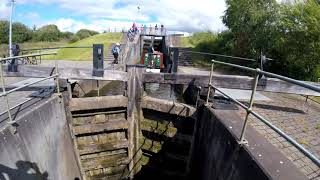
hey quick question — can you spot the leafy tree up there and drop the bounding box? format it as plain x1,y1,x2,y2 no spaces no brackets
61,31,74,40
33,24,62,42
76,29,99,40
69,35,80,43
0,21,32,43
271,0,320,80
12,22,32,43
223,0,278,58
0,21,9,44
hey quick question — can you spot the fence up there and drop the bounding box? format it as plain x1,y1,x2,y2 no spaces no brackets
206,59,320,167
0,56,60,133
1,52,58,65
20,46,93,64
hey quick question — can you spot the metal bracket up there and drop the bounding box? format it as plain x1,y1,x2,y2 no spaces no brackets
7,120,18,134
238,139,248,146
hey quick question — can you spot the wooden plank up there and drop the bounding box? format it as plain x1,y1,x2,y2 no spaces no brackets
73,119,128,135
78,139,128,155
2,65,128,81
60,68,128,81
126,65,145,177
81,153,129,171
85,164,128,179
72,112,126,125
142,73,320,96
69,95,128,112
141,96,196,117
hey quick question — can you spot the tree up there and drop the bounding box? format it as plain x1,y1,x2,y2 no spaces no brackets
0,21,32,44
61,31,74,40
12,22,32,43
271,0,320,80
76,29,99,40
33,24,62,42
222,0,278,58
0,21,9,44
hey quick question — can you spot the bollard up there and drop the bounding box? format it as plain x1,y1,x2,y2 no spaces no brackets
92,44,104,77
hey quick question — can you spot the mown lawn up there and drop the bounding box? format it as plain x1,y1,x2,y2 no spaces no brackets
44,33,122,61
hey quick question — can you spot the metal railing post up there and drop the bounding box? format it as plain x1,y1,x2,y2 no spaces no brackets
55,61,61,96
239,68,260,144
0,64,16,133
206,61,214,105
67,80,72,99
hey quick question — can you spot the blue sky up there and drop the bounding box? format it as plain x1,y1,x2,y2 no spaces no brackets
0,0,226,33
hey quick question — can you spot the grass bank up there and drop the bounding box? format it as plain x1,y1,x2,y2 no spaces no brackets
44,33,122,61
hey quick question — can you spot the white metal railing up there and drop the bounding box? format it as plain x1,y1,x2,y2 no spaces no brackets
206,59,320,167
0,59,60,133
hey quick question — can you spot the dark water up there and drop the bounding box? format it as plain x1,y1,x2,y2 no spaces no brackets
86,81,183,102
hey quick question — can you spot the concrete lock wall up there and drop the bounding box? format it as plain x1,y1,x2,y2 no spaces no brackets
190,105,307,180
0,95,81,180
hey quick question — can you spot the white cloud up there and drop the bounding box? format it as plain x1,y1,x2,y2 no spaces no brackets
1,0,227,32
0,2,10,20
47,18,136,32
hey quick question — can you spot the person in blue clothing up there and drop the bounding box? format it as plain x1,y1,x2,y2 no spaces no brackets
112,43,121,64
143,24,147,34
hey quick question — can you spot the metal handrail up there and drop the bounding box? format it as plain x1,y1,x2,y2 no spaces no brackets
206,59,320,167
179,50,257,62
0,74,59,98
212,60,320,93
0,52,57,62
0,61,60,133
21,46,93,52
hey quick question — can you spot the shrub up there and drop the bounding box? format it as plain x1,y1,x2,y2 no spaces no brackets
76,29,99,40
33,25,62,42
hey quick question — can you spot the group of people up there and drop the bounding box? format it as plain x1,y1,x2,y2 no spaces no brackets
127,23,165,41
114,23,166,64
129,23,165,36
140,24,165,35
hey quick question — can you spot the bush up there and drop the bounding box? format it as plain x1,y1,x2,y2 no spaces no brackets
69,35,80,43
0,21,32,44
76,29,99,40
189,32,217,46
33,25,62,42
0,21,9,44
61,31,74,40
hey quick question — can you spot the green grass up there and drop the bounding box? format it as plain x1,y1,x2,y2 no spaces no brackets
44,33,122,61
0,41,67,57
309,96,320,104
180,37,193,47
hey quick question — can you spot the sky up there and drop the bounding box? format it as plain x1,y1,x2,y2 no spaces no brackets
0,0,227,33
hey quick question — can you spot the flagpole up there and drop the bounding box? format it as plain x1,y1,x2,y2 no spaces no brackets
9,0,15,57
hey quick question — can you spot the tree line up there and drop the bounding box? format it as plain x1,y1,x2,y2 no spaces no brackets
0,20,99,44
190,0,320,81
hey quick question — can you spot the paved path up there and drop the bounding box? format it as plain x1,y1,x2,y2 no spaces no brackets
237,92,320,179
39,60,113,69
178,66,212,75
0,77,55,118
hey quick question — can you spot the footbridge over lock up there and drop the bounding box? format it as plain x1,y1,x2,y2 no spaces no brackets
0,32,320,180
